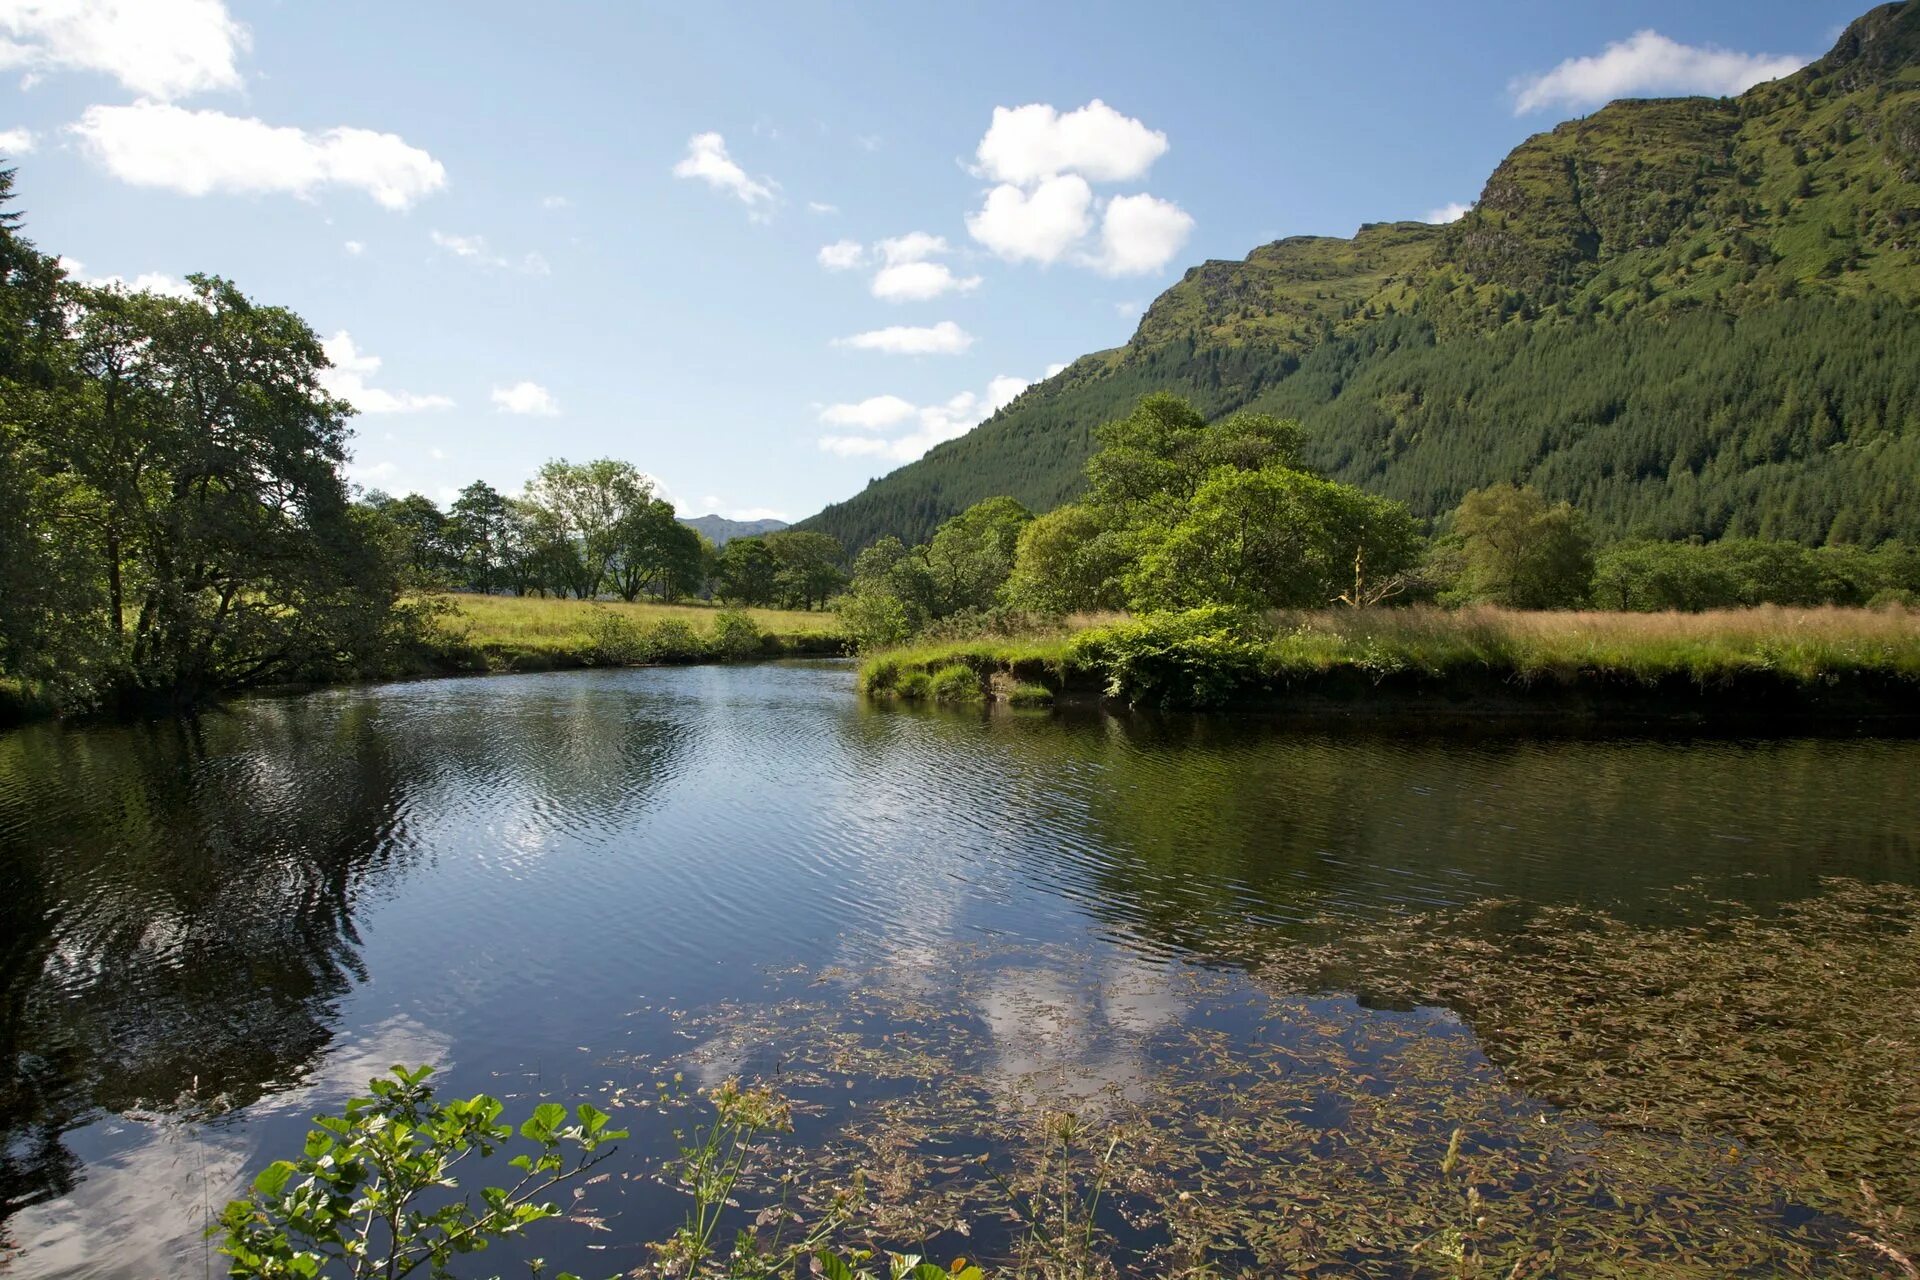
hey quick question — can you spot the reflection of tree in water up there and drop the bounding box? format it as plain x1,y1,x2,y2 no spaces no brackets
989,715,1920,964
0,681,693,1231
0,704,413,1220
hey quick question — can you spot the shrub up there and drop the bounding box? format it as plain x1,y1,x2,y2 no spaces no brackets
895,670,933,700
588,608,649,664
711,609,766,659
1006,681,1054,707
837,589,915,651
643,618,709,662
1068,605,1269,708
927,664,984,703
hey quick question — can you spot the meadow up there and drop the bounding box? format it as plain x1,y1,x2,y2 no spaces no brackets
418,592,844,672
859,604,1920,714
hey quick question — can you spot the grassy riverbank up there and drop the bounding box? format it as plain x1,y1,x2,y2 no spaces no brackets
859,605,1920,717
417,594,845,672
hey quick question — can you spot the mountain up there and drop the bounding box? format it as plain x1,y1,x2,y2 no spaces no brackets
679,515,789,546
800,2,1920,551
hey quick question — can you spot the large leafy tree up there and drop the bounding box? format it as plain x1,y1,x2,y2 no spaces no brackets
762,530,845,610
924,496,1032,615
521,458,653,599
49,276,402,705
1127,468,1422,610
1448,483,1594,608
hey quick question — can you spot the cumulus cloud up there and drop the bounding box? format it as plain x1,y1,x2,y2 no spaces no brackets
1089,192,1193,275
817,238,866,270
1426,201,1472,224
429,229,548,274
317,331,454,414
817,371,1035,463
871,260,981,302
57,254,194,298
0,0,247,99
832,320,973,356
0,126,34,154
966,174,1093,265
672,131,773,206
817,394,918,429
975,99,1168,185
71,102,446,209
964,99,1192,276
491,380,559,416
824,232,982,300
343,239,364,255
1512,31,1807,115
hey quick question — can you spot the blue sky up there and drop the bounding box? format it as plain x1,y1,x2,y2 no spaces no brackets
0,0,1870,521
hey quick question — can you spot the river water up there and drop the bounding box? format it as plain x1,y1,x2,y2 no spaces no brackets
2,662,1915,1276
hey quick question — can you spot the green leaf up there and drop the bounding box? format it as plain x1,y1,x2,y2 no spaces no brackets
252,1160,297,1199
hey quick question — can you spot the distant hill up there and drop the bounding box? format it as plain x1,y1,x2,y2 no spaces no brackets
800,1,1920,551
678,514,789,546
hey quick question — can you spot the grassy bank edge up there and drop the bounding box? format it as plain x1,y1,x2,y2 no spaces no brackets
857,605,1920,715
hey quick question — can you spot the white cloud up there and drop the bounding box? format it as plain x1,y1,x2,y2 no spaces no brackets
318,331,454,415
540,194,570,209
807,200,837,215
832,320,973,356
817,238,866,270
429,230,547,274
1114,299,1140,317
1089,192,1193,275
966,174,1093,264
975,99,1168,185
817,370,1036,464
871,260,981,302
672,131,773,206
0,126,34,153
0,0,247,100
491,380,559,416
1512,31,1807,115
1425,201,1472,224
342,238,364,255
71,102,446,209
877,231,947,264
57,254,195,298
817,394,918,429
1045,361,1068,378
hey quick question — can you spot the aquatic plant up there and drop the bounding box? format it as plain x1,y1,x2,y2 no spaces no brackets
214,1064,625,1280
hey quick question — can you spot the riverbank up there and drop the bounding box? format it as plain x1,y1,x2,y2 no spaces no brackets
415,593,845,673
858,604,1920,722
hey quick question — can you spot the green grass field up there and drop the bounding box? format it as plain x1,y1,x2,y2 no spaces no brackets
860,605,1920,713
420,593,844,671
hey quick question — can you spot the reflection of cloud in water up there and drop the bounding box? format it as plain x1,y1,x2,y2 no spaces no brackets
4,1016,450,1279
974,954,1186,1109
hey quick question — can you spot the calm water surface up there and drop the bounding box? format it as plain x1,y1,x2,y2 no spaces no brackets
1,661,1916,1276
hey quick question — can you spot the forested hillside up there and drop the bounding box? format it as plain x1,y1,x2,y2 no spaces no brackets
802,1,1920,550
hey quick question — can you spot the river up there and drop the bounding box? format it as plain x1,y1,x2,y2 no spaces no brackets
2,662,1916,1276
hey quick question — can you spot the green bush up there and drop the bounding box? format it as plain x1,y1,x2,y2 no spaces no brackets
895,670,933,700
837,588,915,651
588,609,649,665
643,618,708,662
1067,605,1269,708
1006,681,1054,707
710,609,766,659
927,664,984,704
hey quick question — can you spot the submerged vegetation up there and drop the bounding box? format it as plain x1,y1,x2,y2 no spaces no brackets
225,879,1920,1276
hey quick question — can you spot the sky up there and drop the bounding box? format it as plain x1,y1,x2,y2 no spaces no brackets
0,0,1874,522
